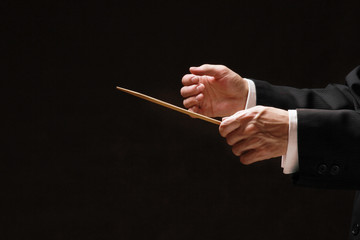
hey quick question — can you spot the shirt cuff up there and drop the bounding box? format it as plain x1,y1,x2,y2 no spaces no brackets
281,110,299,174
244,78,256,109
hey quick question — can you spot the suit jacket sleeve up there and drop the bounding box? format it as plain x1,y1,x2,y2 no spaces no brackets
253,66,360,189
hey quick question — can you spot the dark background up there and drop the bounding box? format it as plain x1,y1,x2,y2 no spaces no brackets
4,0,360,239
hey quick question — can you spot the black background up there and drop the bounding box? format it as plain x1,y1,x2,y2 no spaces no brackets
4,1,360,239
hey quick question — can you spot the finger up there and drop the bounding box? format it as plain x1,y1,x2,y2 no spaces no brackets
180,83,205,98
226,123,258,146
189,64,225,77
189,105,200,113
231,137,264,157
225,127,246,146
188,106,203,117
182,74,199,86
219,112,244,137
239,149,266,165
183,96,199,109
195,92,204,102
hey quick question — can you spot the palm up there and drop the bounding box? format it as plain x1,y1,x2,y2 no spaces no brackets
198,73,245,117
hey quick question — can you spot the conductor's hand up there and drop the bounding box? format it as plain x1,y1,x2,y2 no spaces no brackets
180,64,248,117
219,106,289,164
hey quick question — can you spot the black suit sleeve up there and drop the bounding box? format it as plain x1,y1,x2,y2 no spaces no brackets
295,109,360,189
254,70,359,111
253,66,360,189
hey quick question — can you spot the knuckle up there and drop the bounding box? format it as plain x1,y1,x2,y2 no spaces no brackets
254,105,264,111
217,67,227,76
252,106,265,115
180,88,186,96
226,137,233,146
217,64,225,70
244,123,257,135
219,121,227,130
182,74,192,84
219,127,226,137
240,156,250,165
219,124,231,137
215,64,225,70
251,137,262,146
232,146,239,156
181,75,188,84
234,115,243,123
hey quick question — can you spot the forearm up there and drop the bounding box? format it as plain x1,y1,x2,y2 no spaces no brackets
246,66,360,188
294,109,360,189
253,79,355,110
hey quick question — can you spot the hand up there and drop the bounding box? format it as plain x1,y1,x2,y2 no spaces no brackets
180,64,248,117
219,106,289,164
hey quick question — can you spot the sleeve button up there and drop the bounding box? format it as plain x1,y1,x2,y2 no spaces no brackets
317,164,328,175
352,223,360,236
330,165,340,176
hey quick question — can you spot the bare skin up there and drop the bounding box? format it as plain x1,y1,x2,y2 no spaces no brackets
219,106,288,164
180,64,248,117
181,64,289,164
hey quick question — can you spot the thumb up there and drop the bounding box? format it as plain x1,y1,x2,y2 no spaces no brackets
189,64,224,77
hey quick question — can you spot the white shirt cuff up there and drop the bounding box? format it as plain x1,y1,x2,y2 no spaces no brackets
281,110,299,174
244,78,256,109
244,79,299,174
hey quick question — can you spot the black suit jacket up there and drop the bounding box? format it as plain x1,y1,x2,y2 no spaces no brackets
253,66,360,239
